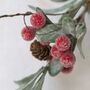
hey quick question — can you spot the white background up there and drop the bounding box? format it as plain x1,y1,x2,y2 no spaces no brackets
0,0,90,90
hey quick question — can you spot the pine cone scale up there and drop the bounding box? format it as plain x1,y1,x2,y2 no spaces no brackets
30,40,52,61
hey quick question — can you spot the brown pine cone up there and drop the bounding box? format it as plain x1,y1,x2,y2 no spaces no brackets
30,40,52,61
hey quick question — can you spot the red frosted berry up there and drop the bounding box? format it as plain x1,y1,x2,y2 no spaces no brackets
21,26,36,41
56,35,71,51
62,66,73,74
40,41,50,46
50,45,60,58
30,12,46,29
59,51,66,57
60,52,76,68
50,45,67,58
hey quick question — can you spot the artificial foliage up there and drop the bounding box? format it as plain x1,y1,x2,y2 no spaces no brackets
0,0,90,90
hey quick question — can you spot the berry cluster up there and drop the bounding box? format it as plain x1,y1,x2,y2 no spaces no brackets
2,0,86,89
21,11,77,74
21,12,46,41
50,35,76,74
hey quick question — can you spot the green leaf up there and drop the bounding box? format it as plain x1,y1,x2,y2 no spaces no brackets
76,22,86,59
61,15,76,37
51,0,68,2
32,65,48,90
17,80,34,90
32,72,47,90
15,73,36,86
49,58,63,76
36,24,62,43
28,0,82,14
15,67,45,90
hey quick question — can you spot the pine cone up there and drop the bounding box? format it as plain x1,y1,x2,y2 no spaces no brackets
30,40,52,61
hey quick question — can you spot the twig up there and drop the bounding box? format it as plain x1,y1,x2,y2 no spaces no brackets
0,12,33,18
75,3,88,23
0,11,65,19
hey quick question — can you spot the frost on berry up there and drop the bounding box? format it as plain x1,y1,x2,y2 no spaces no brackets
50,45,67,58
50,45,60,58
30,12,46,29
21,26,36,41
56,35,71,51
60,52,76,68
62,66,73,74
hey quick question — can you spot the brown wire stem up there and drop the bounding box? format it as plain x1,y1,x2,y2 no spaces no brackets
23,15,30,30
0,12,33,18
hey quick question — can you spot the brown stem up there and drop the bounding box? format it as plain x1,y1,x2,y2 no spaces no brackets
0,12,33,18
23,15,30,30
0,12,65,19
0,1,87,36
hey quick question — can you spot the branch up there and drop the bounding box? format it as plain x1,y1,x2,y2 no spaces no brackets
0,11,65,19
0,12,33,18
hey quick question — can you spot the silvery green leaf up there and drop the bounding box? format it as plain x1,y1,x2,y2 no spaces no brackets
15,67,45,90
51,0,68,2
49,58,63,76
28,5,36,11
36,7,52,24
76,22,86,59
36,24,62,43
45,0,83,13
15,73,36,86
32,73,46,90
61,15,76,36
17,80,34,90
28,0,82,14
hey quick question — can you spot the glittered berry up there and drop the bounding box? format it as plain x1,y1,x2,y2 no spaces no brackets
62,66,73,74
50,45,60,58
50,45,67,58
60,52,76,68
56,35,71,51
30,12,46,29
21,26,36,41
